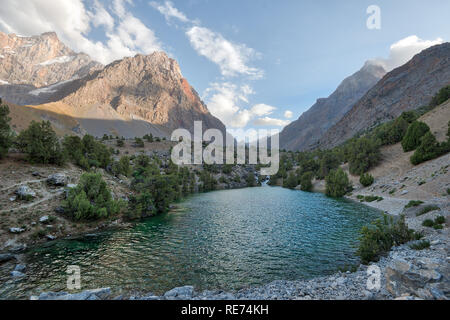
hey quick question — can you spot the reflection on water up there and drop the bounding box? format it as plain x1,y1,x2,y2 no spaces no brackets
0,186,380,299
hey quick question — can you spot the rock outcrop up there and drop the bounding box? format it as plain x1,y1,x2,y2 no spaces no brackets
318,42,450,149
280,62,386,151
0,31,102,105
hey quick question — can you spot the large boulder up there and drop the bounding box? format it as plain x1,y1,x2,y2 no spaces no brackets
386,257,448,299
47,173,68,186
15,186,36,200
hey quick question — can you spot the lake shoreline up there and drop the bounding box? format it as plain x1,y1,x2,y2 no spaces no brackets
5,186,449,300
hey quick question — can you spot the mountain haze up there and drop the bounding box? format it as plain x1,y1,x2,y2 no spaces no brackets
318,43,450,149
280,62,386,151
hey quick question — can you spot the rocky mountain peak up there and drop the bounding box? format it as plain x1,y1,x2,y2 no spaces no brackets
0,31,102,88
318,42,450,149
280,61,386,151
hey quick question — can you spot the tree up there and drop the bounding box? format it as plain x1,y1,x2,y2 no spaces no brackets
325,168,351,198
299,171,313,192
111,156,131,177
134,137,144,148
402,121,431,152
360,173,374,187
283,172,298,189
347,137,381,175
410,132,441,165
430,85,450,107
64,172,123,221
17,121,65,165
0,101,13,159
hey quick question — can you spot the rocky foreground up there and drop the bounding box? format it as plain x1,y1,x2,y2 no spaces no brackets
30,229,449,301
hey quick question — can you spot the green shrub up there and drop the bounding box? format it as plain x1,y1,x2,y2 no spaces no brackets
143,134,154,143
127,191,155,220
416,205,440,216
435,216,446,224
246,172,257,187
134,137,144,148
117,139,125,147
422,219,434,227
402,121,431,152
325,168,351,198
64,172,123,221
410,132,449,165
356,215,416,264
409,240,430,250
300,171,313,192
111,156,131,177
405,200,424,209
430,85,450,107
359,173,374,187
0,101,13,159
346,137,381,175
283,172,298,189
16,121,65,165
363,195,383,202
62,135,112,170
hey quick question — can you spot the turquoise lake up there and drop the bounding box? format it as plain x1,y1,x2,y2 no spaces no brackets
0,186,381,299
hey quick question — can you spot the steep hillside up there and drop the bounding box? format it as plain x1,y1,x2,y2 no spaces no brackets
280,62,386,151
345,100,450,215
318,43,450,149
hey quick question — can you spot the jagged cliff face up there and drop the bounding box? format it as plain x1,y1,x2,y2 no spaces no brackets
280,62,386,151
318,43,450,150
0,31,226,138
61,52,225,134
0,32,102,104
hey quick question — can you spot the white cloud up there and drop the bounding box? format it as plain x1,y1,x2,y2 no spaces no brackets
186,26,263,79
250,104,276,117
370,35,443,71
204,83,286,128
284,110,293,119
0,0,162,65
149,1,189,23
253,117,291,127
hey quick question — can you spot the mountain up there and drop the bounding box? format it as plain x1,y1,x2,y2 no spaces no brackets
0,31,102,105
58,52,225,137
318,42,450,149
1,31,226,138
280,62,386,151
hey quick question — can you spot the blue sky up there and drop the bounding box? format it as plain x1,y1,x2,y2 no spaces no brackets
0,0,449,133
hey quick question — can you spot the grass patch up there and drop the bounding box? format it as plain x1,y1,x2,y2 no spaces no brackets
409,240,430,250
422,216,446,229
416,205,440,216
357,195,383,202
405,200,424,209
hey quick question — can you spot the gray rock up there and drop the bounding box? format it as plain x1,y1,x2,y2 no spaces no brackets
46,235,57,241
164,286,195,299
14,264,26,272
8,243,27,253
0,253,15,263
11,270,26,278
39,215,49,223
47,173,68,186
9,227,25,234
15,185,36,199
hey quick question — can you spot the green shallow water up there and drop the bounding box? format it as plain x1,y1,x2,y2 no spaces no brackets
0,186,380,299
